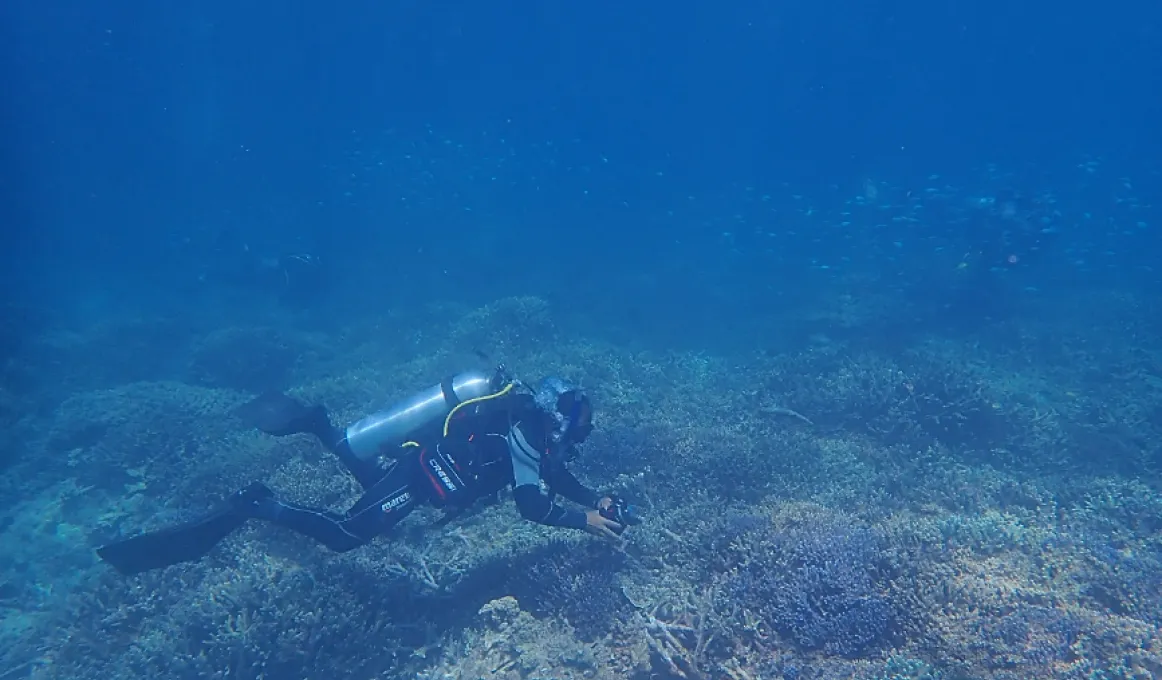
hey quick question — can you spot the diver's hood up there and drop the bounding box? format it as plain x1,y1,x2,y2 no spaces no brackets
532,377,594,445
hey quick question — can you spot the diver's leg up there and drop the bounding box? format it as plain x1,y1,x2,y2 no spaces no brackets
236,458,426,552
278,407,388,491
235,392,387,490
241,497,370,552
328,435,388,492
286,411,387,491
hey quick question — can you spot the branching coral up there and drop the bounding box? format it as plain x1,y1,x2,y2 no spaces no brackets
419,596,602,680
753,346,1072,474
714,508,911,657
188,326,312,392
622,585,729,679
506,538,632,642
13,292,1162,680
446,296,559,361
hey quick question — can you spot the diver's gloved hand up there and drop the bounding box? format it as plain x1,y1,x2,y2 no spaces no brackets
598,495,642,535
585,509,624,540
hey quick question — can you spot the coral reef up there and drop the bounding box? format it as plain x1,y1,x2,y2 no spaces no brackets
3,293,1162,680
506,538,633,642
418,596,603,680
188,326,324,393
716,507,909,657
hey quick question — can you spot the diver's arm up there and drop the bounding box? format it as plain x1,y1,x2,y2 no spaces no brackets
508,433,590,529
543,462,602,509
512,485,589,529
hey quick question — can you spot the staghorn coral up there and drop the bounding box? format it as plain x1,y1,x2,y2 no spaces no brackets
10,292,1162,680
35,544,427,680
418,596,606,680
719,508,907,657
446,296,559,361
45,381,245,459
1077,536,1162,624
984,604,1085,666
187,326,317,392
863,656,944,680
753,343,1073,473
39,380,270,513
505,538,633,642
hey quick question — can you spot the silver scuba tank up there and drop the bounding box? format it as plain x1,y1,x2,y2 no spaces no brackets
344,369,498,461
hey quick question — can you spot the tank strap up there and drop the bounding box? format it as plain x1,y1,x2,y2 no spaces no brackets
440,375,462,408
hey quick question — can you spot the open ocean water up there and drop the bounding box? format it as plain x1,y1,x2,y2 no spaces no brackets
2,1,1161,679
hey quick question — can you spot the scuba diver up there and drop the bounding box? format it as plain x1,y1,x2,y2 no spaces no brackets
196,226,328,308
934,188,1061,324
964,189,1059,272
96,367,640,575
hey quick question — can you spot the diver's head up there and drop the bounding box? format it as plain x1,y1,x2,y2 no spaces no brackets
533,377,594,446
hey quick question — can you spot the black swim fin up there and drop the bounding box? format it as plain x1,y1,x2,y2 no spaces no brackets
235,392,330,438
96,508,247,575
97,483,276,575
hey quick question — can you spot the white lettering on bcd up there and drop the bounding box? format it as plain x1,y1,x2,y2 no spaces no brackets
381,492,412,513
429,458,458,491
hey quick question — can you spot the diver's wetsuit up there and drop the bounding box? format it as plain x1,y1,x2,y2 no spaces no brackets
236,396,601,552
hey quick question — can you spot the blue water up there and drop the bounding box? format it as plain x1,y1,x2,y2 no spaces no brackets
7,1,1158,330
3,1,1162,679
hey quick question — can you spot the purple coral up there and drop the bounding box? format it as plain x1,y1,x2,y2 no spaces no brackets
508,539,631,641
724,513,904,657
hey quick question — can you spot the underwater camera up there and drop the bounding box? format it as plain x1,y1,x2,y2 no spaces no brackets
600,496,643,535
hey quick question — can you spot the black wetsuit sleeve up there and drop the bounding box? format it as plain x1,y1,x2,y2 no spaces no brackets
513,484,589,530
544,463,601,509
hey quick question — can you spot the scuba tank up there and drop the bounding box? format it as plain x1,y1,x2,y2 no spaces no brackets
344,369,510,461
